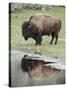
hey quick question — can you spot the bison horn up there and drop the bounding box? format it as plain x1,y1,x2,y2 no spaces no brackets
28,21,33,29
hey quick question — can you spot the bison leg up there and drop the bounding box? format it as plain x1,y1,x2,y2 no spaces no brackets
35,42,41,45
54,34,58,45
50,33,54,44
35,33,42,45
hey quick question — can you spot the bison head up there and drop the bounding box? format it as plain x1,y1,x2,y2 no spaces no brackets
22,21,42,45
22,21,33,40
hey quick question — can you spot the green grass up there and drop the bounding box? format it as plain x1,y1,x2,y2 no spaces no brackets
10,6,65,58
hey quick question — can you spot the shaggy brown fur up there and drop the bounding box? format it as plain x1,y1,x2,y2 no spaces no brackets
22,15,61,45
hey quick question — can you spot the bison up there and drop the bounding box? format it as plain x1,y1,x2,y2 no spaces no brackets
22,15,61,45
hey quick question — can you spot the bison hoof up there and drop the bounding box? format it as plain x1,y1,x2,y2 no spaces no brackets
50,42,52,45
54,43,57,45
35,43,41,46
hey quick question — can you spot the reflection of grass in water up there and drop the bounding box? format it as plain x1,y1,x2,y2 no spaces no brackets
10,6,65,58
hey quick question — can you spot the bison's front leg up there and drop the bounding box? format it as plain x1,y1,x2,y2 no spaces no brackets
35,42,41,45
35,33,42,46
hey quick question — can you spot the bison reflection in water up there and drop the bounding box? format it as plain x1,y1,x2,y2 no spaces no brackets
22,15,61,45
21,55,64,82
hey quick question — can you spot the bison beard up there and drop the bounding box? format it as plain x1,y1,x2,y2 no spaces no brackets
22,15,61,45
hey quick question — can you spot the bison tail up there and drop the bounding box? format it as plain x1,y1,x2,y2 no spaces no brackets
59,20,62,32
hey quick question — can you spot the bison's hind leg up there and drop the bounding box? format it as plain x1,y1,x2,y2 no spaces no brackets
50,32,58,45
54,34,58,45
50,33,55,44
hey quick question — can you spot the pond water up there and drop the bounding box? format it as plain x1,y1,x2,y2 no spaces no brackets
10,49,65,87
